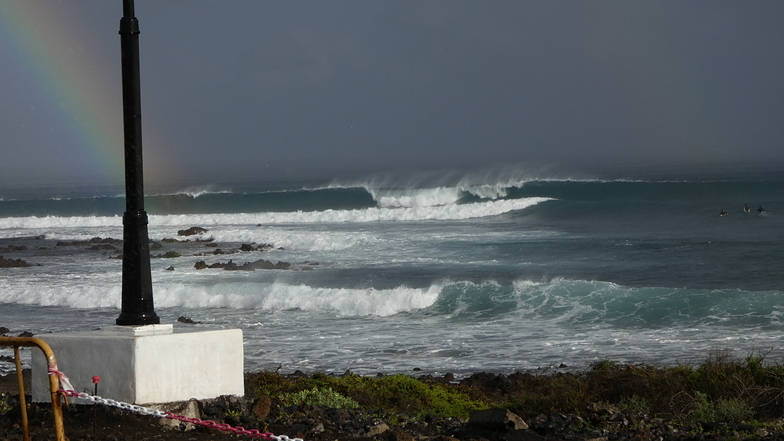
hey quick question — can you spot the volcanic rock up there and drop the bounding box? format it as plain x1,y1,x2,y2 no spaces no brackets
0,255,31,268
194,259,291,271
468,408,528,430
178,227,208,236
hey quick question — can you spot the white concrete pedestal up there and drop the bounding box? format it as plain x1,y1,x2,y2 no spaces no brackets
31,324,244,404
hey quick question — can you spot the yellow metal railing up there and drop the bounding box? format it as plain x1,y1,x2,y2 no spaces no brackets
0,336,66,441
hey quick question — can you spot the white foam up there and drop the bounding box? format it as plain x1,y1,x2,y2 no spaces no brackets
0,197,550,236
0,281,122,309
0,276,443,317
108,282,441,317
202,228,367,252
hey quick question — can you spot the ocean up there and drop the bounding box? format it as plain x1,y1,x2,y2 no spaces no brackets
2,169,783,378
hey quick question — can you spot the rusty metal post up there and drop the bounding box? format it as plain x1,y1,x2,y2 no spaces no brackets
13,346,29,441
0,337,67,441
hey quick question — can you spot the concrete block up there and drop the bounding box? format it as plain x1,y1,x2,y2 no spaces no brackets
31,325,244,404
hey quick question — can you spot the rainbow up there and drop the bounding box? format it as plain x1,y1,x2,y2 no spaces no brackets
0,2,168,187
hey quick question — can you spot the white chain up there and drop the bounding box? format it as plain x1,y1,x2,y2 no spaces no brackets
66,391,168,417
61,389,303,441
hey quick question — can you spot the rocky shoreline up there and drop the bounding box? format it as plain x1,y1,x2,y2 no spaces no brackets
3,366,784,441
4,322,784,440
0,228,304,273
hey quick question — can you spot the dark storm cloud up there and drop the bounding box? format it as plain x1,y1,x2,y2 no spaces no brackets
2,1,784,186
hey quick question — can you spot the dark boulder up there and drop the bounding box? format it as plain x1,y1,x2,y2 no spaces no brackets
0,245,27,252
195,259,292,271
468,408,528,430
177,316,200,324
87,244,117,251
0,255,31,268
56,237,121,247
178,227,208,236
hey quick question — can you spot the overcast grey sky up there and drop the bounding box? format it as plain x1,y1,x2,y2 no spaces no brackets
2,1,783,188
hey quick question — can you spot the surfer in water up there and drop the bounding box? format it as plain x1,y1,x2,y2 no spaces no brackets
758,205,766,214
743,203,750,213
720,209,728,217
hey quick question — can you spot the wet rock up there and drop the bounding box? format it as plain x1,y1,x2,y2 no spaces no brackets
194,259,292,271
155,251,181,258
0,256,31,268
56,237,121,247
87,244,117,251
178,227,208,237
0,245,27,252
177,316,199,324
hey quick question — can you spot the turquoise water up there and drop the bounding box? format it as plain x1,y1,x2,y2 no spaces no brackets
2,170,783,376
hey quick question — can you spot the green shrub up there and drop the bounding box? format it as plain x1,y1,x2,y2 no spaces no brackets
358,374,488,419
250,371,296,397
247,351,784,424
686,392,754,423
618,395,651,414
252,372,487,420
279,387,359,409
0,394,12,415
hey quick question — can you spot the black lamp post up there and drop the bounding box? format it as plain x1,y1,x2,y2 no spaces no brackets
116,0,160,326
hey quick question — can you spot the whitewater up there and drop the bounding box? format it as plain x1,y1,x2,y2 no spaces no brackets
2,173,784,377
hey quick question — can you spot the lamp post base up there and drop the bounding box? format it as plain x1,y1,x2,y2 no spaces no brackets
31,325,244,404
